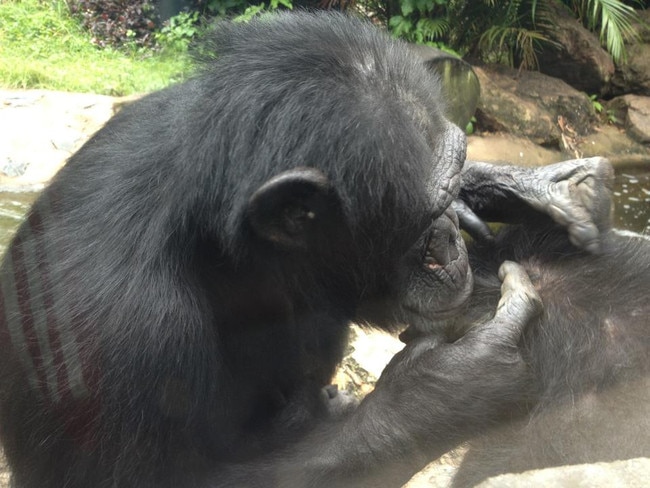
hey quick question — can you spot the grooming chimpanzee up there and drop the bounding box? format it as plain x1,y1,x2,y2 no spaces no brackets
0,12,614,488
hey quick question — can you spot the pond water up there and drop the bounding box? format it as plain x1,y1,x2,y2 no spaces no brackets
612,169,650,237
0,191,35,255
0,168,648,256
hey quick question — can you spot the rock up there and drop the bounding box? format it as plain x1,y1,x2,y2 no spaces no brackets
404,448,467,488
467,132,564,166
332,325,403,398
535,1,614,96
610,9,650,96
608,95,650,144
474,64,596,146
0,90,117,190
611,43,650,97
630,8,650,43
578,124,650,162
476,457,650,488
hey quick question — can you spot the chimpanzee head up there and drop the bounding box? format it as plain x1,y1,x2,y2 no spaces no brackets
196,12,472,328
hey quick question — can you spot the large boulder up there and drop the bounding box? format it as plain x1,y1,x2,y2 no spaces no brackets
611,43,650,96
611,10,650,97
0,90,117,190
608,95,650,144
629,8,650,43
466,132,563,166
406,458,650,488
474,64,596,146
476,458,650,488
534,1,615,96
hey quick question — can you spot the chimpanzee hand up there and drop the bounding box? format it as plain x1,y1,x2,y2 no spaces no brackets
321,384,359,418
457,157,614,253
354,261,541,467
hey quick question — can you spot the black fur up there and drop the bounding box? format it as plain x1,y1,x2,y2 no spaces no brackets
0,11,631,488
0,12,528,488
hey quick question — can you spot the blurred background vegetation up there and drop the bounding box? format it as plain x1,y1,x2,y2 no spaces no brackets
0,0,647,95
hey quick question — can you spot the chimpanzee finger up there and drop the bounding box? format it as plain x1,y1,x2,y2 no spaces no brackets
493,261,543,343
546,181,601,254
452,199,494,243
467,261,542,346
535,157,614,253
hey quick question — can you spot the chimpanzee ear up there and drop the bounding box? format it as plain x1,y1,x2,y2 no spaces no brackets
246,167,341,248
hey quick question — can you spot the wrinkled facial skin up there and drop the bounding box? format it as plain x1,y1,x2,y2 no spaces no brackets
356,121,473,331
402,120,473,326
400,206,473,324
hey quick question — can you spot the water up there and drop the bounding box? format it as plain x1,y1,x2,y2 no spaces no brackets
0,168,648,256
0,191,37,255
612,169,650,236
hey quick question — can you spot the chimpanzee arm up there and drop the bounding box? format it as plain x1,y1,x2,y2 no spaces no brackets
457,157,614,252
215,262,541,488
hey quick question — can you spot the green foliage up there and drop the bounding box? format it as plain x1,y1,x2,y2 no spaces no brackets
569,0,640,63
606,109,620,124
156,11,201,50
68,0,159,49
383,0,556,68
234,0,293,23
388,0,451,46
590,93,604,113
200,0,293,20
0,0,190,95
203,0,252,17
465,116,477,135
448,0,555,69
589,94,621,124
383,0,642,68
478,24,550,69
2,0,643,97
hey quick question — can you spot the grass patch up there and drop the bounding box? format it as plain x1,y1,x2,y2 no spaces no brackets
0,0,192,96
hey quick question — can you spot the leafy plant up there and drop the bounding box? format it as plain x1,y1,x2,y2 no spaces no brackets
589,93,604,113
68,0,159,49
605,109,621,124
234,0,294,22
156,11,201,50
589,95,622,124
388,0,450,45
196,0,293,20
465,115,477,135
448,0,557,69
380,0,642,69
569,0,640,63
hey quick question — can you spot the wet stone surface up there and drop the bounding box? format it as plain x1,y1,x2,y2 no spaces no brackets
613,170,650,235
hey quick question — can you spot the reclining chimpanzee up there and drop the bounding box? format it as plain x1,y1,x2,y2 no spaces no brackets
0,12,621,488
400,218,650,486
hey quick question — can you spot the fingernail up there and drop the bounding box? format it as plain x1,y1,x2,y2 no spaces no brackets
586,240,601,253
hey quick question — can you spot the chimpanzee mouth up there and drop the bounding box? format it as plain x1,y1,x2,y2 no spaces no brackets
424,253,442,271
399,227,474,324
402,260,473,323
421,217,462,274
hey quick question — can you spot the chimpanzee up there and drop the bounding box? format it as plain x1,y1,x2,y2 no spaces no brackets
0,12,614,488
400,221,650,487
